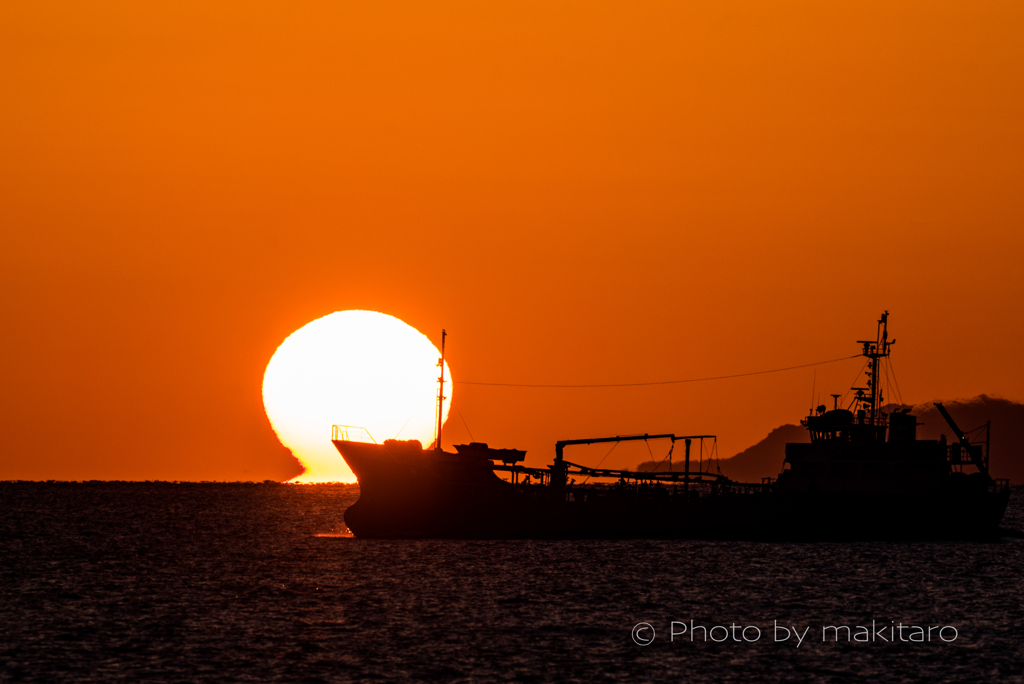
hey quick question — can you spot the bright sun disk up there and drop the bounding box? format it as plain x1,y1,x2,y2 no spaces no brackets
262,310,451,483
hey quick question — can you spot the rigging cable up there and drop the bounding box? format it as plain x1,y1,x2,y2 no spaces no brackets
456,354,861,388
809,368,817,414
882,358,890,409
581,441,621,485
887,355,905,406
841,360,869,408
393,398,428,439
645,438,674,478
456,409,475,442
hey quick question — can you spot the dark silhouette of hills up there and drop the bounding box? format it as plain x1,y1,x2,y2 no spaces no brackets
636,395,1024,484
713,424,808,483
635,424,806,481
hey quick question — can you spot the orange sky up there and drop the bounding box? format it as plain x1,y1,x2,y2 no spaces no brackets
2,1,1022,480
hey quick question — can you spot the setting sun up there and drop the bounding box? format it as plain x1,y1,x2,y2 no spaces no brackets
262,310,451,483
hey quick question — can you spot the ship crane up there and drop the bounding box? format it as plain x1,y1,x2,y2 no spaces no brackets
552,433,715,493
934,402,989,476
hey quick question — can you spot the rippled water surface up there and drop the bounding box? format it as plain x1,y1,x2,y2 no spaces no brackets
2,483,1022,683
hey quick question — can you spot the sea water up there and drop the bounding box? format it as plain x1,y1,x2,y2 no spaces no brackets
2,482,1022,682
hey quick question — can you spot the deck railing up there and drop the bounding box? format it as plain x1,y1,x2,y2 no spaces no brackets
331,425,377,443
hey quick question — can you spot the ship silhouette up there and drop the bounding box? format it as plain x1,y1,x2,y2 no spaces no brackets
333,313,1011,540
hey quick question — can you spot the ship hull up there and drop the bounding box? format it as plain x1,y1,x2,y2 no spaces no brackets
336,441,1011,541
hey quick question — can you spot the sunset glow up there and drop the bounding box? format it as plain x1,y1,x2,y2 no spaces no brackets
262,311,451,483
2,2,1022,484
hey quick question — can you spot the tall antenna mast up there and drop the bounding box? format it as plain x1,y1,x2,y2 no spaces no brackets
434,329,447,451
856,311,894,425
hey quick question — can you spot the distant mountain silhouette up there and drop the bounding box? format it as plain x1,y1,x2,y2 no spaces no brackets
635,424,806,481
636,395,1024,484
716,424,809,483
634,450,729,476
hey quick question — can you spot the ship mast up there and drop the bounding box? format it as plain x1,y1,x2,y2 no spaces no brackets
856,311,894,425
434,329,447,451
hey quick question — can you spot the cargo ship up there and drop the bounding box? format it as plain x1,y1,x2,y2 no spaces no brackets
333,314,1011,540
